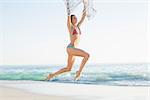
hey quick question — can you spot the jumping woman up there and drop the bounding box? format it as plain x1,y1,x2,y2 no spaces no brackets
47,2,90,81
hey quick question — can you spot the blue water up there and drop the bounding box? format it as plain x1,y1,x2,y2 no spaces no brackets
0,63,149,86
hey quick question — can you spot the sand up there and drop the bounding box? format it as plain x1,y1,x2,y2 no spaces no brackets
0,81,149,100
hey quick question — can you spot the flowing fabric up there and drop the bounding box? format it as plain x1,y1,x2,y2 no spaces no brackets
64,0,96,20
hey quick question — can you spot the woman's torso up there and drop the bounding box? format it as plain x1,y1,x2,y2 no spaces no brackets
69,25,81,47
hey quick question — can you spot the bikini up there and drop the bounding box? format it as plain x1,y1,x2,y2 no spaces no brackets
67,26,81,48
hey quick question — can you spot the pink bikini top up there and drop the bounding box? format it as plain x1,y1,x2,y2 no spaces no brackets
71,26,81,36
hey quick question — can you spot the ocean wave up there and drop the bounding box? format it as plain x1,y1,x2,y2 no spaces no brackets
0,64,150,86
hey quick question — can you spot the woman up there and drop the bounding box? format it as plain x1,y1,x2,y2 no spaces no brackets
47,4,89,81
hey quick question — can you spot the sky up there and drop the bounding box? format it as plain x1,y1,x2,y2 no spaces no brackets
0,0,149,65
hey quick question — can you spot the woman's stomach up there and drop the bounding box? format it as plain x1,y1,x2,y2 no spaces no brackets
70,37,80,47
70,39,80,47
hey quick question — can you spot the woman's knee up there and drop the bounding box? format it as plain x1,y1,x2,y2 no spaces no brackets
84,52,90,60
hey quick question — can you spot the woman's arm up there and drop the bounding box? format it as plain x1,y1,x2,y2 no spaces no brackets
66,1,72,34
77,8,86,27
67,16,71,34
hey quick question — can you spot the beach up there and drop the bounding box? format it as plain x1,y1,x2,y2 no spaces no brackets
0,80,149,100
0,86,72,100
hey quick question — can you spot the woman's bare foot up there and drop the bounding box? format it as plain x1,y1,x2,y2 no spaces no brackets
46,74,54,81
74,71,81,81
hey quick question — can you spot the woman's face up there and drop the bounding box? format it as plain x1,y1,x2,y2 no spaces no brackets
72,16,77,24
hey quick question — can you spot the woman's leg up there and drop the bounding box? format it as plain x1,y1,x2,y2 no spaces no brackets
46,48,89,80
68,48,90,80
47,54,75,80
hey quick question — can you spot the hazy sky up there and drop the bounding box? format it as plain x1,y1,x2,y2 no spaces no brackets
0,0,149,65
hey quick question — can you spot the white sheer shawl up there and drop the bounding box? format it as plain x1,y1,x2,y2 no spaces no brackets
64,0,96,20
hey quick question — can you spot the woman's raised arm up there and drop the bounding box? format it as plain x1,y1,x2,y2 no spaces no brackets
67,16,71,34
77,8,86,27
66,1,71,34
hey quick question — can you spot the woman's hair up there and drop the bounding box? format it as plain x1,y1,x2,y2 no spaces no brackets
71,15,75,24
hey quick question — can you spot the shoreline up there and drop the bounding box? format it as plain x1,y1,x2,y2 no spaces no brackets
0,80,149,100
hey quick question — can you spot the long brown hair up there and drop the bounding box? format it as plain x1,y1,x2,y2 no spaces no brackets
71,15,75,24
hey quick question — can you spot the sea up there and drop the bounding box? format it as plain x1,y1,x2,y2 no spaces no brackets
0,63,149,86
